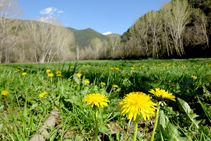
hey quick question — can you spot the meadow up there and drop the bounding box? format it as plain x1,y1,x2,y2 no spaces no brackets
0,58,211,141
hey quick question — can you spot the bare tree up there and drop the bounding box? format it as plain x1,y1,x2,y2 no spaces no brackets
162,0,192,56
145,10,161,58
109,34,120,58
23,17,72,63
130,15,149,57
102,39,109,59
194,9,209,48
90,38,103,59
0,0,22,63
50,26,75,62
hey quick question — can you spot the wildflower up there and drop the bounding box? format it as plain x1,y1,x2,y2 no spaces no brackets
56,71,61,75
68,79,71,81
101,82,106,86
1,90,9,96
110,67,113,70
14,70,17,73
48,73,54,77
131,67,134,70
76,73,82,78
102,69,105,71
115,68,119,70
46,69,51,73
39,91,48,98
83,80,90,84
168,83,175,86
83,93,110,108
119,92,156,121
57,73,62,77
22,72,27,75
149,88,175,101
112,85,118,88
191,76,197,80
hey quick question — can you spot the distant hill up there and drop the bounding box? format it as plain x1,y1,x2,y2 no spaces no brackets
67,27,110,48
105,33,121,37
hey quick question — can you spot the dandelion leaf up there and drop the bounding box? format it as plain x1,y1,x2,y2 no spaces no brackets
73,74,80,84
75,135,83,141
156,109,188,141
123,78,132,87
177,98,201,128
197,96,211,123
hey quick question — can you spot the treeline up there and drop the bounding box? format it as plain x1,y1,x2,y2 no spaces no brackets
0,0,75,63
118,0,211,59
79,0,211,60
0,0,122,63
1,0,211,63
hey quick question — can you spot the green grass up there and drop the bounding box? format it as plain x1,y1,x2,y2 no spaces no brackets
0,58,211,140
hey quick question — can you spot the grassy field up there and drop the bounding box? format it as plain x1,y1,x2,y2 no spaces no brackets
0,58,211,141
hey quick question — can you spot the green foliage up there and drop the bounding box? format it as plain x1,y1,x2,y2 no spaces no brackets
68,28,110,49
177,98,201,128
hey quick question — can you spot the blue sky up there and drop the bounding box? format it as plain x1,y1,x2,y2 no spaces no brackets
17,0,168,35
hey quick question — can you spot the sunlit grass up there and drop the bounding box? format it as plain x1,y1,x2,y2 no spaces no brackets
0,58,211,140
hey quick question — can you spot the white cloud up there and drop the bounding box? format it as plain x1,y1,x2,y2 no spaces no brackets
58,10,63,14
37,16,51,23
40,7,57,15
103,31,112,35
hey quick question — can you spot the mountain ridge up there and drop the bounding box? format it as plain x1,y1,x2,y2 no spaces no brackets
67,27,110,49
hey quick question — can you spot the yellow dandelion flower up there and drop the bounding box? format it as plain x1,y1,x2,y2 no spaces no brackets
83,93,110,108
1,90,9,96
46,69,51,73
76,73,82,78
22,72,27,75
56,73,62,77
101,82,106,86
149,88,175,101
119,92,157,121
115,68,119,70
68,79,71,81
83,80,90,84
110,67,113,70
39,91,48,98
48,73,54,77
131,67,134,70
112,85,118,88
14,70,17,73
102,69,105,71
56,71,61,75
191,76,197,80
